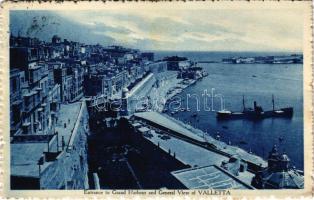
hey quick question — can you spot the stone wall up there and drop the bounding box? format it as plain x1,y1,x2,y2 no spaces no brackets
125,73,156,115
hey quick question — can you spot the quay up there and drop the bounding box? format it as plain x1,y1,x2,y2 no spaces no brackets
131,111,266,187
130,111,303,189
133,112,266,171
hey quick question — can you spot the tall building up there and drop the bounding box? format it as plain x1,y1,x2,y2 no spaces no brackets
10,69,26,136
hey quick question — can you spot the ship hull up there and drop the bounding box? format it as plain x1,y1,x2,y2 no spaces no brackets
216,107,293,120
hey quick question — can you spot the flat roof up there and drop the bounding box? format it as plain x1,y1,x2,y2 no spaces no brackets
134,112,205,142
145,128,227,167
134,112,266,168
171,165,253,189
11,142,47,177
11,102,83,177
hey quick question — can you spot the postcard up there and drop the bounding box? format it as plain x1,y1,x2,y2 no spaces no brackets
0,1,312,198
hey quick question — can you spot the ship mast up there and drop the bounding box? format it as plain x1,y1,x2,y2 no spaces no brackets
242,95,245,111
272,94,275,111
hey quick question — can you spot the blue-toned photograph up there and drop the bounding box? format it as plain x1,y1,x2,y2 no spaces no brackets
9,9,304,190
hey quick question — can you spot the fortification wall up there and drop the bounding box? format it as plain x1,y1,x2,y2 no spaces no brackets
125,73,156,115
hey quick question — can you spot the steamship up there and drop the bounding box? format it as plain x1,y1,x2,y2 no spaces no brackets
216,95,293,120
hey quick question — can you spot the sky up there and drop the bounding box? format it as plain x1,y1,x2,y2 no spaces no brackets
10,9,304,52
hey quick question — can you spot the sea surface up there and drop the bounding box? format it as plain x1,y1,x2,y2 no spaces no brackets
154,51,304,170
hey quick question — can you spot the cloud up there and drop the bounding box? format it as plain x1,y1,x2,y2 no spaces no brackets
11,9,304,52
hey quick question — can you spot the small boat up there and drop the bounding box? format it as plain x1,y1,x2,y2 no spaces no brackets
252,75,257,78
217,95,293,120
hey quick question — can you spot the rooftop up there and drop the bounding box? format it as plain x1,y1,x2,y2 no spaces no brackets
142,126,256,186
134,111,267,168
262,169,304,188
171,165,254,189
11,142,48,177
145,128,227,167
11,102,83,178
134,112,205,142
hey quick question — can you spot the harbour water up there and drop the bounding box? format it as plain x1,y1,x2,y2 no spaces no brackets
155,51,304,170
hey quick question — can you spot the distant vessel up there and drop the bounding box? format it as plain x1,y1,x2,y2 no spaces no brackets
216,95,293,120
